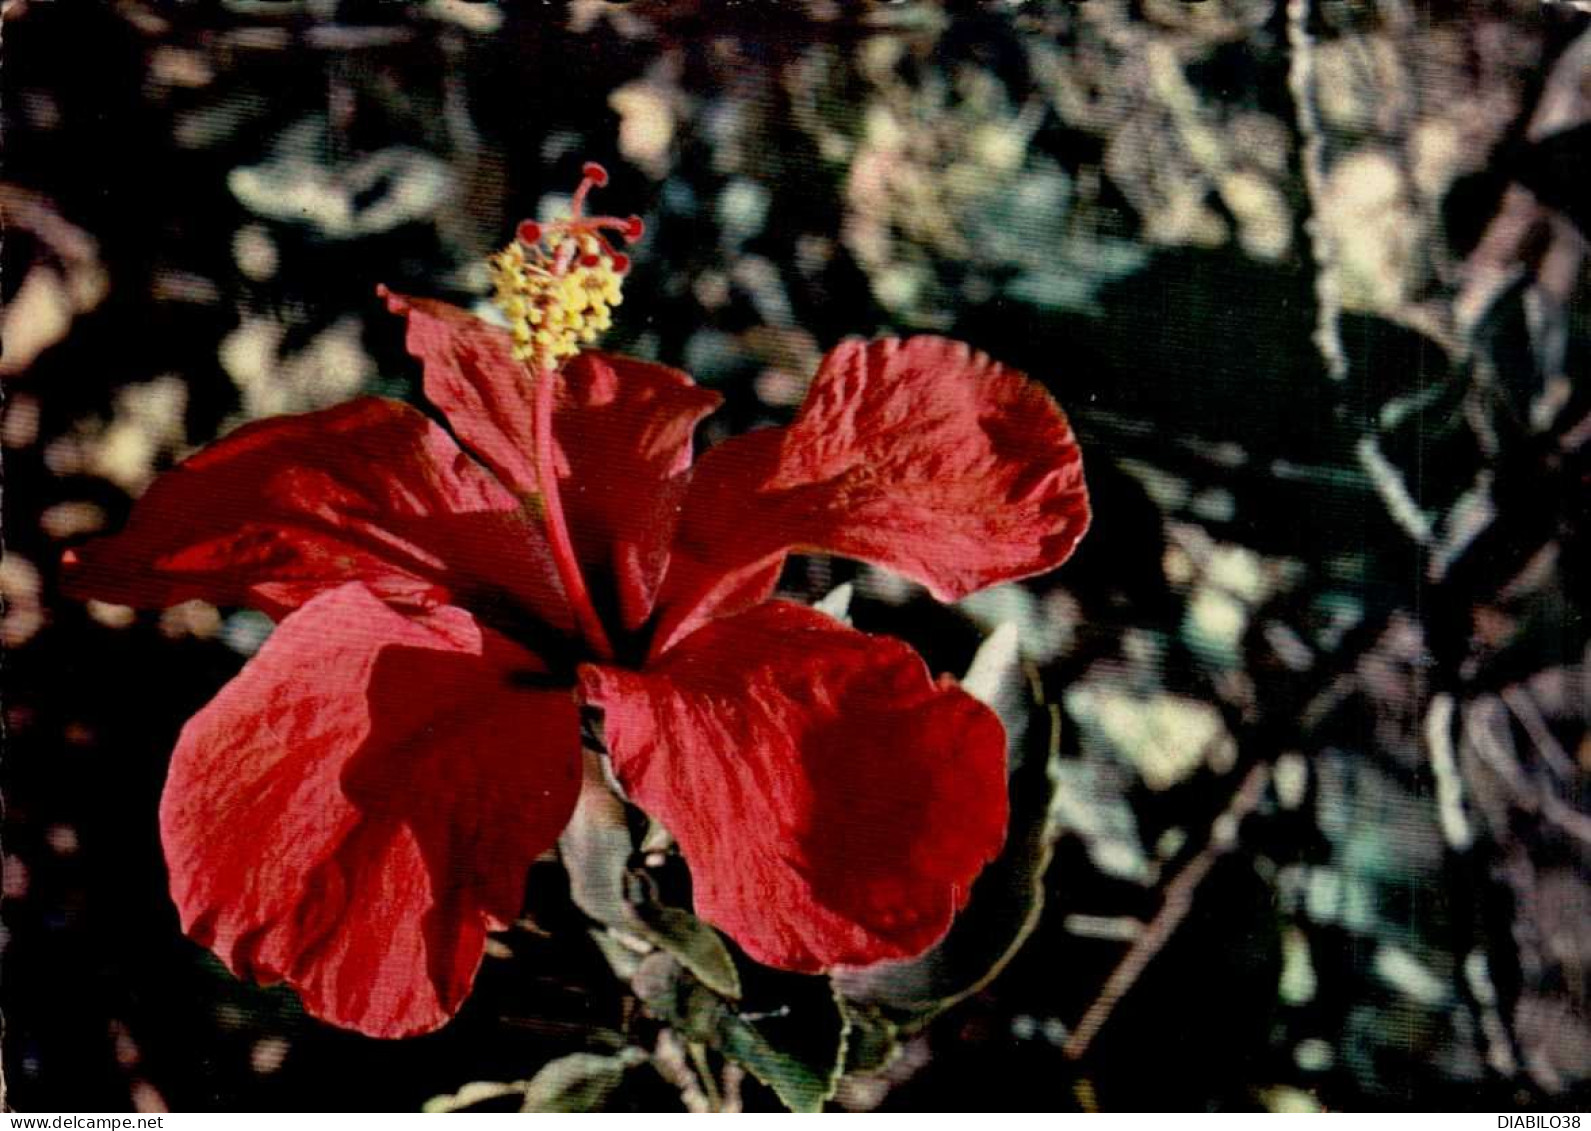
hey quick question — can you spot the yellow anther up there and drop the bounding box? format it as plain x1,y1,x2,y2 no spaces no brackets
489,238,628,370
488,167,641,370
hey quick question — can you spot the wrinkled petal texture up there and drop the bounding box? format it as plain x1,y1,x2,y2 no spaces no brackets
162,583,580,1037
581,601,1009,972
557,351,720,630
380,291,541,496
64,397,569,629
383,293,720,631
659,337,1090,649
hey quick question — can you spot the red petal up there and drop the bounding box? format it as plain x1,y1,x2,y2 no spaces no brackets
557,352,720,630
656,337,1090,650
380,291,542,497
64,397,570,630
381,292,721,632
162,583,580,1037
580,601,1008,971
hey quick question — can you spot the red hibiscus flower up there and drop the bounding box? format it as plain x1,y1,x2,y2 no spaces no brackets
64,166,1090,1039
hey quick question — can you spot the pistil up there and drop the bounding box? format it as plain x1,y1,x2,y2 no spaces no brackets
489,162,643,374
490,162,645,662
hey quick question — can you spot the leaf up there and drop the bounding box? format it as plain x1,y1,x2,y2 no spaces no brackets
423,1081,530,1114
839,998,900,1076
812,581,855,623
630,888,743,1001
1065,687,1232,793
560,751,637,928
590,926,648,981
520,1050,646,1113
635,954,848,1112
961,622,1024,731
423,1050,646,1114
563,752,742,1000
710,994,847,1114
833,627,1063,1026
227,121,452,239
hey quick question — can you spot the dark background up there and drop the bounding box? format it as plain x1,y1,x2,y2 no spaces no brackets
3,0,1589,1112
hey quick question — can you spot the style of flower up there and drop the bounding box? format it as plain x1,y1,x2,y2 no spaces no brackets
65,165,1090,1039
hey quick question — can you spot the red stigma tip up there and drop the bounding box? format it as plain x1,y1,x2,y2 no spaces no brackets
580,253,602,268
623,215,645,242
610,252,631,274
516,220,543,245
62,549,79,567
582,162,609,187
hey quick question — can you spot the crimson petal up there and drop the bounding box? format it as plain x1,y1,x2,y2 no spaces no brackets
382,292,721,632
557,351,720,630
580,600,1008,972
162,583,580,1037
64,397,570,630
380,291,542,497
656,337,1089,651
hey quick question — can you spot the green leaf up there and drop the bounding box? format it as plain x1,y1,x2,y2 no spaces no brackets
631,890,743,1001
564,754,741,1000
635,954,848,1112
834,624,1064,1027
520,1050,646,1113
559,753,637,929
711,996,847,1113
839,998,900,1076
424,1051,646,1114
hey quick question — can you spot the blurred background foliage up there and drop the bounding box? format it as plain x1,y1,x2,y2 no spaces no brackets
3,0,1590,1112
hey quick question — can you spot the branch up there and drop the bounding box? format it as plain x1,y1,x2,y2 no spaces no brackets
1063,762,1271,1062
1285,0,1348,387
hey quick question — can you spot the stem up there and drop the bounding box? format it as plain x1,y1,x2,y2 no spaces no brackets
531,364,614,659
1285,0,1348,386
1289,0,1437,545
688,1042,723,1113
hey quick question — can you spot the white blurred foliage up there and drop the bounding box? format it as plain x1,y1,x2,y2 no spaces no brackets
221,314,373,420
1,554,45,648
92,376,188,493
1065,686,1234,792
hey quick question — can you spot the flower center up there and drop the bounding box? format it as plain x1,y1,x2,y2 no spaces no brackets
489,162,645,373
